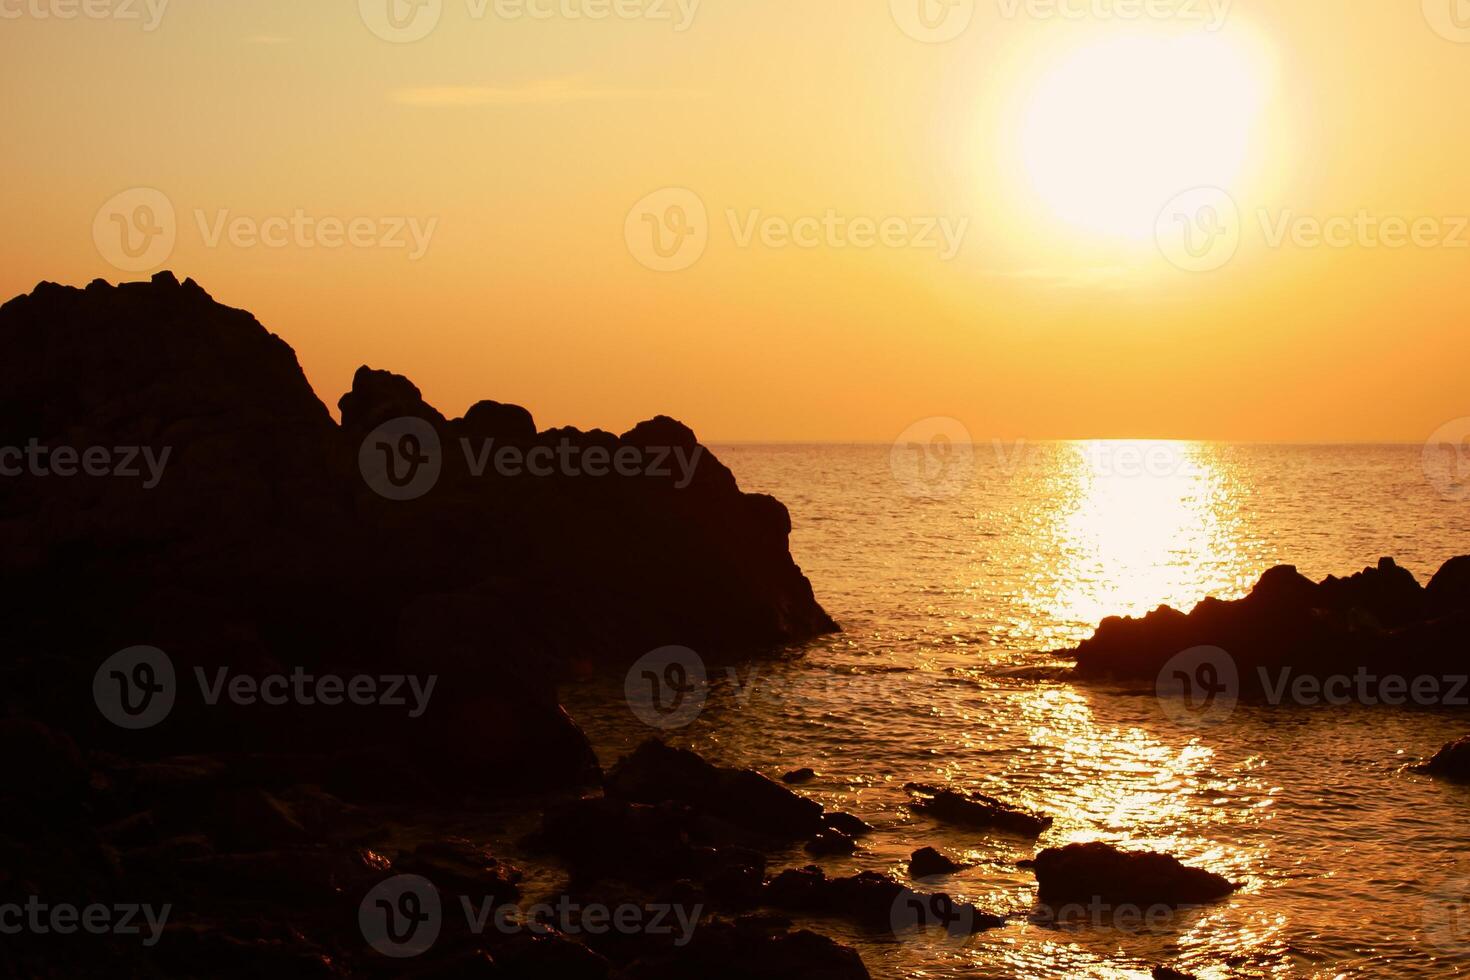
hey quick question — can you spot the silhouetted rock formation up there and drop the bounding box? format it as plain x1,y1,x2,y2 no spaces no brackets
1031,842,1238,907
909,846,966,878
1417,735,1470,780
0,273,836,795
0,274,845,978
904,782,1052,837
1066,557,1470,692
765,865,1005,936
603,741,873,850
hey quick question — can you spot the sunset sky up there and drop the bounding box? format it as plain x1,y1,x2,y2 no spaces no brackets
4,0,1469,442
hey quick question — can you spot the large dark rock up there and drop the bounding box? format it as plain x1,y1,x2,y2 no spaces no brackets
606,741,826,841
908,847,965,879
621,918,870,980
1066,556,1470,692
1417,736,1470,780
0,273,836,798
764,865,1004,935
904,783,1052,837
1030,842,1238,908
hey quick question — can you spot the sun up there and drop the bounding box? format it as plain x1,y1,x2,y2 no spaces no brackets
1018,33,1268,241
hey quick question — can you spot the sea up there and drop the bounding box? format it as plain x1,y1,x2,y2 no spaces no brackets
557,441,1470,979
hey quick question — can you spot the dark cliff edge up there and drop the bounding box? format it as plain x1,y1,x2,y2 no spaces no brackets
0,271,836,791
1062,555,1470,691
0,274,853,977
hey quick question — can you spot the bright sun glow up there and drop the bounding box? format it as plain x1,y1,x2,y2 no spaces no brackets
1020,34,1268,240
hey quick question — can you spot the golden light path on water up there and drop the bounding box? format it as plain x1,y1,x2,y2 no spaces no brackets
955,443,1286,977
1029,441,1256,632
560,442,1470,978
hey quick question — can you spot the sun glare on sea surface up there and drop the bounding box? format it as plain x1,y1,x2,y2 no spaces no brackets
1030,441,1256,638
1019,34,1269,240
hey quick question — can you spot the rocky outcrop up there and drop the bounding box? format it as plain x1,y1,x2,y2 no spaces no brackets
0,273,836,796
1030,842,1238,907
1416,736,1470,780
904,783,1052,837
909,847,966,879
765,866,1005,936
603,741,873,849
1066,557,1470,691
0,273,845,978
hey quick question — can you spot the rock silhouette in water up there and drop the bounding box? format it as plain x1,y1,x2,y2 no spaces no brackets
0,274,847,978
1066,556,1470,692
1417,735,1470,780
1031,842,1239,908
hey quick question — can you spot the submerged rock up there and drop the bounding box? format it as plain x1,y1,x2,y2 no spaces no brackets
782,767,817,784
765,866,1005,935
606,741,826,841
909,847,966,879
1417,736,1470,780
904,783,1052,837
621,917,870,980
1152,967,1199,980
1030,842,1238,908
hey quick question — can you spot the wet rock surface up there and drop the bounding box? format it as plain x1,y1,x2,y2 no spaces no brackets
908,847,966,879
1030,842,1239,908
1416,735,1470,780
904,782,1053,837
1066,556,1470,691
0,275,845,978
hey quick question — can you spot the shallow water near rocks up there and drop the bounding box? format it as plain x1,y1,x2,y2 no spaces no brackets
559,442,1470,979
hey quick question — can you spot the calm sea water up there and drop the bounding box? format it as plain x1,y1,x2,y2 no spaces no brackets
559,442,1470,980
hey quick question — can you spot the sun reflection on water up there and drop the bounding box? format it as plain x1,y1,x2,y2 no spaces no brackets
1026,441,1258,641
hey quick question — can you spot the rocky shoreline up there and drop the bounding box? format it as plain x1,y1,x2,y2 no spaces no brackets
5,275,1463,977
1064,555,1470,696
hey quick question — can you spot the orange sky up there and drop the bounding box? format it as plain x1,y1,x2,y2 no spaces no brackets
4,0,1469,442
